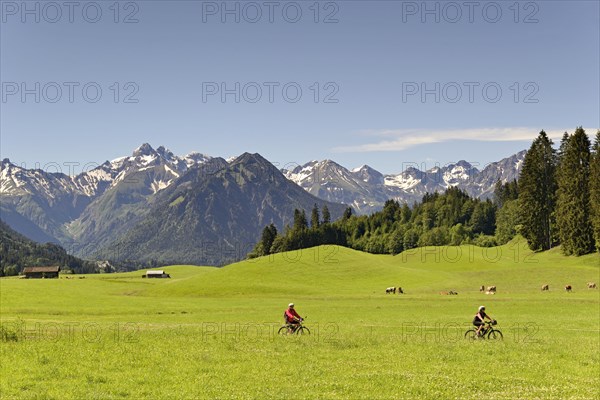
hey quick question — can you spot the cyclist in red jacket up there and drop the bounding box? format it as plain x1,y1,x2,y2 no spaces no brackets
284,303,303,333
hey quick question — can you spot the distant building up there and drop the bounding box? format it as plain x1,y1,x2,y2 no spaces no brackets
23,266,60,279
143,270,171,278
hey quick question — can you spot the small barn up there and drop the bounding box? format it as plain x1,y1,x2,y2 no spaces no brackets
144,270,170,278
23,266,61,279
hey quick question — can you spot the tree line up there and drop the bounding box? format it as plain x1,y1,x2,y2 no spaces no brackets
0,220,99,276
519,128,600,255
250,127,600,258
249,187,502,258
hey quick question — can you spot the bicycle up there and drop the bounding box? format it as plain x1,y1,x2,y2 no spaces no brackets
464,320,503,340
278,317,310,335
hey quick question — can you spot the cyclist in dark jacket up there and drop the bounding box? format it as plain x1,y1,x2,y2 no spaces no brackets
473,305,493,336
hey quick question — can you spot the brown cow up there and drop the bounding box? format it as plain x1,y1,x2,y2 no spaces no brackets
397,287,404,294
588,282,597,289
479,285,485,292
565,285,572,292
541,284,549,291
441,290,458,295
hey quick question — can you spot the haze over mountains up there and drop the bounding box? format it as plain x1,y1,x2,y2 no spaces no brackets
1,144,525,265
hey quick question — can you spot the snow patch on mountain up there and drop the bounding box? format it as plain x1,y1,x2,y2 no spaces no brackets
283,152,526,214
1,143,212,199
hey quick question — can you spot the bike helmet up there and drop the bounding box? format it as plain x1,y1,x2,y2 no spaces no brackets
479,305,485,311
288,303,294,308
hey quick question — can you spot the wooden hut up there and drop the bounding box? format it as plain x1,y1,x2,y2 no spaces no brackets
144,270,170,278
22,266,60,279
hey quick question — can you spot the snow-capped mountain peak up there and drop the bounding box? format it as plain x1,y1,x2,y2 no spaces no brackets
1,143,213,199
132,142,156,157
184,152,212,168
283,151,526,214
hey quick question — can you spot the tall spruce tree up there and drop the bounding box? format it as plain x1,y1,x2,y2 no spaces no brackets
260,224,277,255
293,209,308,231
519,130,557,251
589,130,600,252
557,132,570,164
310,204,320,228
555,127,594,255
322,205,331,225
342,207,353,220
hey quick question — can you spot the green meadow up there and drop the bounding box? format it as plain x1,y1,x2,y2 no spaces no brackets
1,238,599,399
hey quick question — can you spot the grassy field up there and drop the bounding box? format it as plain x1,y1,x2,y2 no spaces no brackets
1,238,599,399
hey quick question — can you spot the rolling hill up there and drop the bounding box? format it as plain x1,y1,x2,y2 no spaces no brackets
1,237,598,399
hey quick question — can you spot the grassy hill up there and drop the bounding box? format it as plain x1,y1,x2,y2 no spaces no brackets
1,238,598,399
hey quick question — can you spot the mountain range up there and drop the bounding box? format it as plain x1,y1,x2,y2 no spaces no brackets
1,145,346,266
1,144,525,266
282,151,525,214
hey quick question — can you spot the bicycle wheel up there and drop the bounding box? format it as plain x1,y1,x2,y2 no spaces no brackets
464,329,478,340
277,326,289,335
487,329,503,340
297,326,310,335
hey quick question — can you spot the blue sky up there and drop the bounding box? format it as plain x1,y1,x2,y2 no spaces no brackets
1,0,599,175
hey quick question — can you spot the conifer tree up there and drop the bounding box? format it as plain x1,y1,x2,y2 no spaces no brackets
259,224,277,255
342,207,353,220
310,204,320,229
557,132,570,164
293,209,308,231
322,205,331,225
518,130,557,251
589,130,600,252
555,127,594,255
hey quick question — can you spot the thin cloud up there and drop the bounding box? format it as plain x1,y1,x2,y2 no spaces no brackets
333,128,578,153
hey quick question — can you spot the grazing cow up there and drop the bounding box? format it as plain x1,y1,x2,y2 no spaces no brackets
541,284,549,291
479,285,485,292
386,287,396,294
397,287,404,294
440,290,457,295
565,285,572,292
487,286,496,292
588,282,597,289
